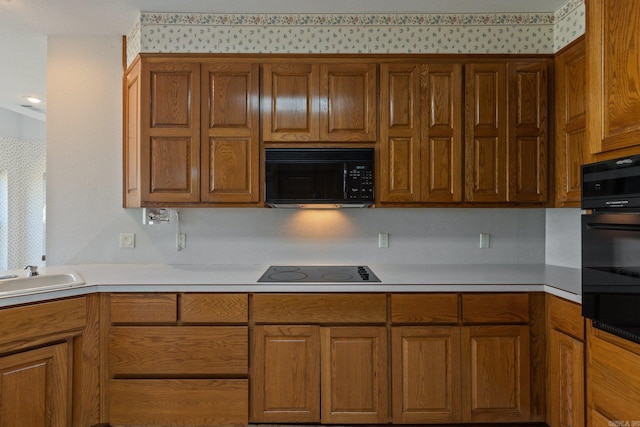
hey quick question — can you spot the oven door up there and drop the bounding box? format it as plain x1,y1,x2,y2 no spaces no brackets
582,213,640,342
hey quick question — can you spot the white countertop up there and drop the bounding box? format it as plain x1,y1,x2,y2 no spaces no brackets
0,263,582,307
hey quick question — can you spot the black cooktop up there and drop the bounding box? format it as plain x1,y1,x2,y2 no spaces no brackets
258,265,381,283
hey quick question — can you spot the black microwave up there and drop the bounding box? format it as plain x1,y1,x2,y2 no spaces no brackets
265,148,374,208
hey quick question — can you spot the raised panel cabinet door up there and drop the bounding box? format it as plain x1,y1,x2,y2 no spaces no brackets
508,61,548,203
549,329,584,427
0,343,69,427
124,60,142,207
587,0,640,154
391,326,462,423
421,63,463,202
321,326,388,424
201,62,260,203
461,325,531,423
140,61,201,203
555,39,586,206
251,326,320,423
464,63,508,202
379,63,421,202
320,63,377,142
262,63,320,142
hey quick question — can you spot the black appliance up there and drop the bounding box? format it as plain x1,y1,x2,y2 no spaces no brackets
258,266,380,283
582,155,640,344
265,148,374,208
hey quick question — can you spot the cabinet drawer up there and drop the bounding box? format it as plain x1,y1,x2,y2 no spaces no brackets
0,297,86,347
109,326,248,375
252,294,386,324
110,293,177,323
391,294,459,324
181,293,248,323
548,294,584,340
462,293,529,323
109,379,248,426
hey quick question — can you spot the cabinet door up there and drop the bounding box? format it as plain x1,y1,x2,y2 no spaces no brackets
379,63,421,202
508,61,548,203
262,63,320,142
0,343,69,427
252,326,320,423
141,61,201,203
320,63,377,142
555,39,586,206
549,329,584,427
392,326,461,423
461,325,530,423
421,63,463,202
321,326,388,424
201,62,260,203
464,63,508,202
587,0,640,154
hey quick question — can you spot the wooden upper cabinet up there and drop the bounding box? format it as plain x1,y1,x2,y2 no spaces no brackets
201,62,260,203
262,63,320,142
141,61,201,204
464,63,508,202
587,0,640,156
555,38,586,206
507,60,548,203
379,63,462,203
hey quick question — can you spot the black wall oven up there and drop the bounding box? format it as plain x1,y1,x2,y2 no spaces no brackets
582,155,640,344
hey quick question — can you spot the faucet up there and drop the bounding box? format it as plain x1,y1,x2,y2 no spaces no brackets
24,265,39,277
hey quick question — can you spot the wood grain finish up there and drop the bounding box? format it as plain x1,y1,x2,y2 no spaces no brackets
549,328,584,427
548,294,584,340
109,293,177,323
461,325,531,423
201,62,259,202
392,326,462,423
462,293,529,323
180,293,248,323
109,379,248,426
321,326,388,423
109,326,248,375
0,343,69,427
251,325,321,423
124,59,142,208
586,0,640,154
555,38,586,206
391,293,459,324
252,293,387,324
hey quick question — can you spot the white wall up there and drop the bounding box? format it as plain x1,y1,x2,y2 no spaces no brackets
545,208,582,268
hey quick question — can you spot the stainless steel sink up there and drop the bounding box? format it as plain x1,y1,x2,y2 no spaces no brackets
0,272,85,296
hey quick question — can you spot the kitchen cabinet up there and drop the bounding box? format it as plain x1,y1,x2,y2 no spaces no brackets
586,0,640,158
106,293,249,427
262,62,377,143
251,293,388,424
124,57,260,207
554,37,587,206
379,63,463,203
547,294,585,427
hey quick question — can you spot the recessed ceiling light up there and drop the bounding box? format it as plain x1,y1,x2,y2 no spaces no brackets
26,96,43,104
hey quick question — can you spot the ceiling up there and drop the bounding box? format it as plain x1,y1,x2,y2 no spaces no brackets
0,0,568,122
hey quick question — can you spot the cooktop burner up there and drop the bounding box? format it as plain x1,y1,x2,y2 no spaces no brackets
258,265,380,283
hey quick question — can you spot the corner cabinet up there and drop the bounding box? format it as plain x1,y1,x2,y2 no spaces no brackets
124,57,260,207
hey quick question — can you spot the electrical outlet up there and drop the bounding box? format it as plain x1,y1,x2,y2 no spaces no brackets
479,233,490,249
177,233,186,251
378,233,389,248
119,233,135,249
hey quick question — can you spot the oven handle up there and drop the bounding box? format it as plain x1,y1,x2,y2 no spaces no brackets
586,223,640,232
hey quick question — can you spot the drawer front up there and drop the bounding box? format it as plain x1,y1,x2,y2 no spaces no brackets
548,294,584,340
110,293,177,323
391,294,459,324
462,293,529,323
109,379,248,426
181,293,248,323
0,297,86,347
252,294,387,324
109,326,248,375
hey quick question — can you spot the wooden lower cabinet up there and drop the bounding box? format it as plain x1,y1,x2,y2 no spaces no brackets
0,343,69,427
549,329,584,427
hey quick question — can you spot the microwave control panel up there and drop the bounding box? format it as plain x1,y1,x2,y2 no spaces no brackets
346,163,374,200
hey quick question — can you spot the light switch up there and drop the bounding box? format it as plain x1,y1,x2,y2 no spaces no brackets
479,233,490,249
378,233,389,248
119,233,135,249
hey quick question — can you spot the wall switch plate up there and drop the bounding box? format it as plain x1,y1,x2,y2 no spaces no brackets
479,233,490,249
177,233,186,251
378,233,389,248
143,208,171,225
119,233,135,249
